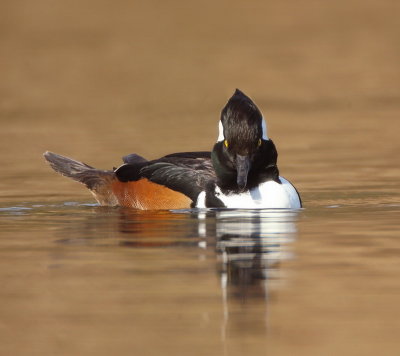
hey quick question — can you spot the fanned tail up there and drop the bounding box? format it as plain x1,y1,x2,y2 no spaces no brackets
43,151,118,206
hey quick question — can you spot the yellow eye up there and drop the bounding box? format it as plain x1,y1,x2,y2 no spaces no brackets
257,139,262,147
224,140,229,148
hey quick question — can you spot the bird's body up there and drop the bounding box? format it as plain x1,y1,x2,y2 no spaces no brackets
197,177,301,209
44,90,302,210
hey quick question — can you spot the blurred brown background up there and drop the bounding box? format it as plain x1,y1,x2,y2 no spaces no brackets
1,3,400,355
0,0,399,200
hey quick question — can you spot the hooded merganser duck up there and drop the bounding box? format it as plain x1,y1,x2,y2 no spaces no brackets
44,89,302,209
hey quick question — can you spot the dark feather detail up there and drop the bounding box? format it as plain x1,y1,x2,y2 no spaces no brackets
115,152,216,202
122,153,148,164
163,151,211,159
221,89,263,154
43,151,113,190
115,162,148,182
205,183,226,208
140,155,216,202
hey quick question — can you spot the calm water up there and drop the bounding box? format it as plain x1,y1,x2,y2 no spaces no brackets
1,0,400,355
1,193,399,355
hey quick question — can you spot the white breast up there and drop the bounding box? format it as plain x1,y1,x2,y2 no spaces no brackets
196,177,301,209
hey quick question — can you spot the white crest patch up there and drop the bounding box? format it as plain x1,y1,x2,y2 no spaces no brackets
261,117,268,140
217,120,225,142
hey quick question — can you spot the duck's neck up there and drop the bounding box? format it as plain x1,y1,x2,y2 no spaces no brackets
211,140,280,194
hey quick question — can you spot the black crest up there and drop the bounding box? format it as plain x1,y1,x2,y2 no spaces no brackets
220,89,263,152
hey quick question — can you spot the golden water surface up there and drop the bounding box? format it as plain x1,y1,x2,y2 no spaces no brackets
1,1,400,355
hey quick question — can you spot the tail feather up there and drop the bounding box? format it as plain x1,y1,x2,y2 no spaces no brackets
43,151,118,205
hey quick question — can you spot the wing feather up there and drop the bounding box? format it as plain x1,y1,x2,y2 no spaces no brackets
115,152,216,202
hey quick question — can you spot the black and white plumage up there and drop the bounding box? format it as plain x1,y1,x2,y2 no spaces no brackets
114,89,301,209
44,89,302,209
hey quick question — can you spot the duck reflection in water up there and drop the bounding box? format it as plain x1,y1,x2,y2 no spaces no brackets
115,208,298,339
56,206,298,341
211,210,296,300
117,208,298,301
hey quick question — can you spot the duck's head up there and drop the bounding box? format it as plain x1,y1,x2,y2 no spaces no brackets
212,89,277,192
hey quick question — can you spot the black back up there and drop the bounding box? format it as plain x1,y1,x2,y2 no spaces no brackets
115,152,216,203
